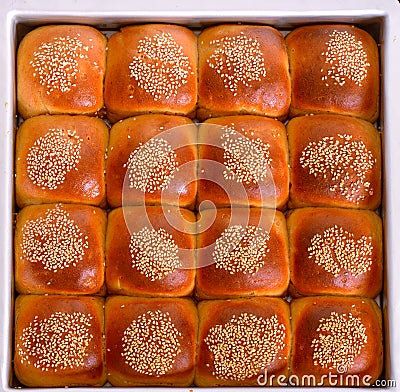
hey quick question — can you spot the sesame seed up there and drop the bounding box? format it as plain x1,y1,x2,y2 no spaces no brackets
30,35,90,94
212,225,270,275
26,128,83,190
121,310,182,376
128,32,191,101
308,225,373,277
129,227,181,281
221,126,272,184
320,30,370,87
17,312,93,371
204,313,286,381
311,311,367,372
123,137,179,193
299,134,376,203
207,32,266,95
20,204,89,272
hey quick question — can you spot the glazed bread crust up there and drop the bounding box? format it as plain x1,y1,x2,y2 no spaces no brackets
104,24,198,123
197,25,290,121
15,203,107,295
287,114,381,209
290,296,383,385
15,115,108,208
287,207,382,297
14,295,106,387
286,24,379,122
196,208,289,299
17,25,106,118
105,296,198,386
197,115,289,210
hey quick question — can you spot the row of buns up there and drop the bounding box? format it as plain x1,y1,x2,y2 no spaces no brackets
15,204,382,299
15,113,382,211
14,295,383,387
17,23,379,123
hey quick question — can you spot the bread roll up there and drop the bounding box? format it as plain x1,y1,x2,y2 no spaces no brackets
106,114,197,209
287,114,381,209
15,115,108,208
15,203,106,295
196,208,289,299
197,25,290,121
14,295,106,387
17,25,106,119
196,297,290,386
287,207,382,298
106,206,195,297
104,24,197,123
290,296,383,386
105,296,197,386
286,24,379,122
197,116,289,210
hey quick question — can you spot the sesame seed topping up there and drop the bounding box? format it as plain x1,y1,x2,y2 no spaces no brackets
123,137,179,193
308,225,373,277
299,134,376,203
129,227,181,281
20,204,89,272
207,32,266,96
311,311,367,372
121,310,182,376
17,312,93,371
212,225,270,275
26,128,83,190
221,127,272,184
129,32,191,100
321,30,370,87
30,35,90,94
204,313,286,381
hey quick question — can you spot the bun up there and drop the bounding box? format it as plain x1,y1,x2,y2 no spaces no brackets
287,114,381,209
197,25,290,121
106,114,197,209
104,24,197,123
17,25,106,119
196,208,289,299
14,295,106,387
290,296,383,386
197,115,289,210
15,115,108,208
287,207,382,298
286,25,379,122
15,203,106,295
105,206,196,297
196,297,290,386
105,296,197,386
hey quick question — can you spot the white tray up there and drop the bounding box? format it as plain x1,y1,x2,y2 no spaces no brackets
1,0,400,390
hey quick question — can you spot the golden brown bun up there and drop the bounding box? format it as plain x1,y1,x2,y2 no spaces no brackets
15,203,106,295
287,208,382,298
290,296,383,386
105,296,197,386
197,25,290,121
17,25,106,119
287,114,381,209
196,297,290,386
15,115,108,208
104,24,197,123
286,25,379,122
106,114,197,209
197,116,289,210
106,206,195,297
14,295,106,387
196,208,289,299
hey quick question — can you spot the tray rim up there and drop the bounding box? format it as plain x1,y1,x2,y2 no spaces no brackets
1,0,400,390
